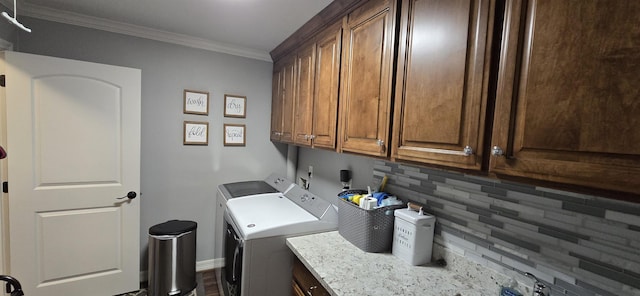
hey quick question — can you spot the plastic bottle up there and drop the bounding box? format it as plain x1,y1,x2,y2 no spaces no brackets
499,278,523,296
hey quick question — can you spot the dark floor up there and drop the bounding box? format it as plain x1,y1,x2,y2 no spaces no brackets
202,269,221,296
118,269,221,296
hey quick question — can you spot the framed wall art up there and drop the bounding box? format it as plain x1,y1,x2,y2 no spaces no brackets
224,94,246,118
223,124,246,146
184,121,209,145
184,89,209,115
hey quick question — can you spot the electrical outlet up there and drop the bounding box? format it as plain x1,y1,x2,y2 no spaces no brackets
308,165,313,178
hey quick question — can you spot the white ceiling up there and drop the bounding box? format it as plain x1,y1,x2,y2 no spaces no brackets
2,0,334,61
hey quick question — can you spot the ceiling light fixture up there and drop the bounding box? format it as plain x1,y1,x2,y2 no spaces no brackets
2,0,31,32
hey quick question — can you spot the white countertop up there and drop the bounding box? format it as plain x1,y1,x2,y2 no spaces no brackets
286,231,506,296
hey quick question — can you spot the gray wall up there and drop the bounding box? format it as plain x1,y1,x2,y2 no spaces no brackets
0,3,16,46
294,147,374,202
10,17,289,268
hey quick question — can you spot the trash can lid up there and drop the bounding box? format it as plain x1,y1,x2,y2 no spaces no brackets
149,220,197,235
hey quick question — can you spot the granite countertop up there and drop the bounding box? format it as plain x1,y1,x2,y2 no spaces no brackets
286,231,505,296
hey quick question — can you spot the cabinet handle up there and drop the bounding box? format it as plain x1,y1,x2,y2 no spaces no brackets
307,285,318,296
463,146,473,156
310,135,316,140
491,146,504,157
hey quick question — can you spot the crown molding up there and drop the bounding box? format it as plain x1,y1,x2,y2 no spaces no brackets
1,0,273,62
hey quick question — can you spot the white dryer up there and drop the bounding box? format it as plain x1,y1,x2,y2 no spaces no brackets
214,174,294,259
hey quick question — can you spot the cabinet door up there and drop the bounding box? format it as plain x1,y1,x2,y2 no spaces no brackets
291,280,305,296
311,23,342,150
491,0,640,195
292,257,330,296
338,0,398,157
391,0,493,170
281,55,296,143
294,44,316,146
270,63,284,141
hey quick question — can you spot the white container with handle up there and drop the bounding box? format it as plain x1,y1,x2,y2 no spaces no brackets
392,203,435,265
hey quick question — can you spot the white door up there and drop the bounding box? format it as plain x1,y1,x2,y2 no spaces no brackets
1,51,141,296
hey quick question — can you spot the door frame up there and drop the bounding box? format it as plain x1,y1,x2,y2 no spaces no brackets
0,43,12,275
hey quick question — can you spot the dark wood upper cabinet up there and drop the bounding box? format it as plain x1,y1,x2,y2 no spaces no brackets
272,0,640,198
490,0,640,195
270,0,359,148
338,0,398,157
293,43,316,147
311,23,343,149
391,0,495,169
270,60,284,142
270,55,296,143
280,54,296,144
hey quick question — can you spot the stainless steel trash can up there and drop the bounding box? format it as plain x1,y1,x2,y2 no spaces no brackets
148,220,197,296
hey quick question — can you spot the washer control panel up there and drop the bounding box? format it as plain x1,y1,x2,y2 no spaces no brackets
285,186,331,219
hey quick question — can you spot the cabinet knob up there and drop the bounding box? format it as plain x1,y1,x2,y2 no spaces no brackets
376,139,386,153
307,285,318,296
491,146,504,157
463,146,474,156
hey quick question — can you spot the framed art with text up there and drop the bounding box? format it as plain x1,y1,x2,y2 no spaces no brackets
184,89,209,115
223,124,245,146
184,121,209,145
223,94,246,118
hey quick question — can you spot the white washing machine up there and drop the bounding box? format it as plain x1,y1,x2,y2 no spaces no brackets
222,185,338,296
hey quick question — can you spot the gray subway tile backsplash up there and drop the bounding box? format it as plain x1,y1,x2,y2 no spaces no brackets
537,227,582,243
491,230,541,253
374,161,640,296
479,215,505,228
481,185,509,197
586,199,640,216
555,278,597,296
562,202,607,218
467,204,497,217
575,279,620,296
605,210,640,228
488,204,520,217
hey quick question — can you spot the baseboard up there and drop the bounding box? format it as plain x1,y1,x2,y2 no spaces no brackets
196,258,224,271
140,258,225,282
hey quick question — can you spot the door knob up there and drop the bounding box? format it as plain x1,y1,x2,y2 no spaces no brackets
117,191,137,200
